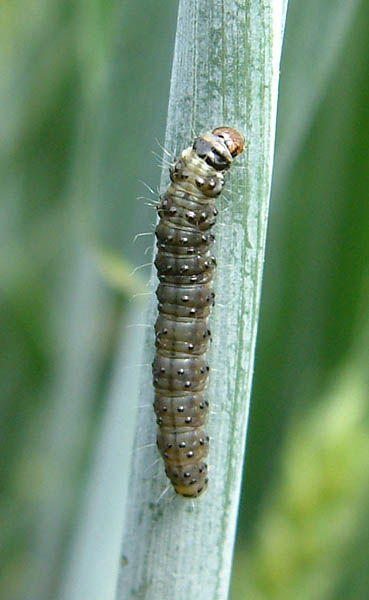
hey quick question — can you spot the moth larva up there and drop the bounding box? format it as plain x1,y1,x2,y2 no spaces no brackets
152,127,244,497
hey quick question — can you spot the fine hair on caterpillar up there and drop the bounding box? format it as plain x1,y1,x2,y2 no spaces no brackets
152,127,244,498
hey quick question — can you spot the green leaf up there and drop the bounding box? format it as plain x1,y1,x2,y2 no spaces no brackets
117,2,288,599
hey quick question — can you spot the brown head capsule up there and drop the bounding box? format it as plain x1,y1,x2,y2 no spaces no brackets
212,126,244,157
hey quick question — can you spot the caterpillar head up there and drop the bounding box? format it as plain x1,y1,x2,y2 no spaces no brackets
212,127,244,157
193,126,244,171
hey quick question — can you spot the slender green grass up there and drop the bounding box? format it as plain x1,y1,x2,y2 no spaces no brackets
116,2,288,599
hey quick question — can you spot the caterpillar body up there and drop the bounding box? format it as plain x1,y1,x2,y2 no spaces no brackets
152,127,244,497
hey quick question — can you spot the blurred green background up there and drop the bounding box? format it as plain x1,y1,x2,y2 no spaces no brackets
1,1,368,599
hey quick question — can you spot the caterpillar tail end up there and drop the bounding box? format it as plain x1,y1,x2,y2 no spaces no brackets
165,460,209,498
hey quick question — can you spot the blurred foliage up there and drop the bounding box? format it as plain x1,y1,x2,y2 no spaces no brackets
1,1,177,599
232,0,369,598
1,0,368,599
232,353,369,600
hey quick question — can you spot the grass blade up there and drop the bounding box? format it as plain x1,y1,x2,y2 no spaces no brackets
117,1,288,599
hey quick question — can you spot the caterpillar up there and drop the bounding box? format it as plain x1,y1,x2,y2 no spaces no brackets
152,127,244,497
